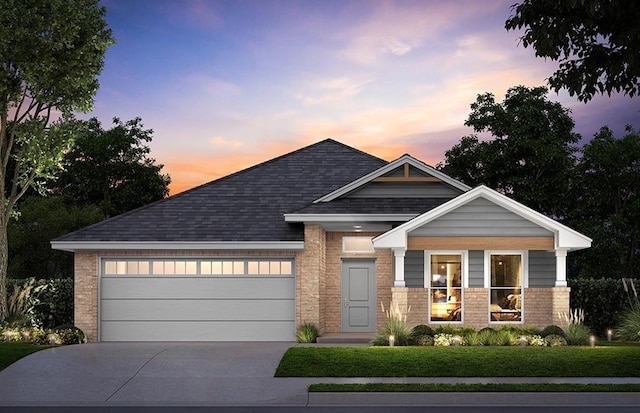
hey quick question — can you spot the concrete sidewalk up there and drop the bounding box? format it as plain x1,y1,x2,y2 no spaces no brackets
0,342,639,407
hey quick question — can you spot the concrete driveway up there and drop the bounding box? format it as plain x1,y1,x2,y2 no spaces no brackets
0,342,310,405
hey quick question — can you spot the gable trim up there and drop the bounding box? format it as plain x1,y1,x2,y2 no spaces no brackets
373,185,592,251
314,155,471,203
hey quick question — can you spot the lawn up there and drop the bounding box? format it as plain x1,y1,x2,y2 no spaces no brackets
275,346,640,377
308,383,640,392
0,342,52,371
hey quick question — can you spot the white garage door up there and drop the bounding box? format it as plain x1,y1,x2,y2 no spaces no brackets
99,258,295,341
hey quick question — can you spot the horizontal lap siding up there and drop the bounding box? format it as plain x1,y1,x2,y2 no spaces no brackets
404,250,425,288
100,277,295,341
409,198,553,237
528,251,556,287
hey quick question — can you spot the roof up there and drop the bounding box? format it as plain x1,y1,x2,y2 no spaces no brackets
373,185,593,252
53,139,387,246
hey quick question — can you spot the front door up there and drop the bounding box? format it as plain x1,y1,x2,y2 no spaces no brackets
341,259,376,332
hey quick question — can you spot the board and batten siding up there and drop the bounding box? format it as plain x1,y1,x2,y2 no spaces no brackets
404,250,425,288
100,276,295,341
408,197,554,237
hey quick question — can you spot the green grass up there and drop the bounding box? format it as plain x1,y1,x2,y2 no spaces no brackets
275,346,640,377
309,383,640,392
0,342,52,371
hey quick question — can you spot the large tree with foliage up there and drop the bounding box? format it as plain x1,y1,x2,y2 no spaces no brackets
0,0,114,319
567,126,640,278
54,117,171,218
437,85,580,217
506,0,640,102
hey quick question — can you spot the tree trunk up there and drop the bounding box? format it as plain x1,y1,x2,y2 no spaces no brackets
0,214,8,320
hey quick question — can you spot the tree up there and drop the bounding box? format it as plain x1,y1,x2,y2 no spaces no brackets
0,0,114,319
8,196,103,279
506,0,640,102
437,85,580,217
54,117,171,218
567,126,640,278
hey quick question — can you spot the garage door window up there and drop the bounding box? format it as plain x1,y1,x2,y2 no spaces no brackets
103,259,294,276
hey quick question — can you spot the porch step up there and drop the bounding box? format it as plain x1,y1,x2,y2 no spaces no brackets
316,332,374,344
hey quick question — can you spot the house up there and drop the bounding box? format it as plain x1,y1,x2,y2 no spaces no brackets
51,139,591,342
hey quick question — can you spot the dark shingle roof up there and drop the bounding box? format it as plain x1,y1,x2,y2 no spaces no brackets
55,139,387,242
290,198,452,215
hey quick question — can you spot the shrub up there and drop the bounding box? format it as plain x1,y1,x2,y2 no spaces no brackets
372,302,412,346
464,331,482,346
411,324,434,337
6,278,74,329
569,278,627,335
477,328,496,346
296,322,319,343
52,325,87,345
5,279,47,327
541,325,566,338
616,279,640,342
545,334,568,347
434,333,464,346
493,329,516,346
560,308,591,345
526,335,546,347
415,335,434,346
499,325,542,336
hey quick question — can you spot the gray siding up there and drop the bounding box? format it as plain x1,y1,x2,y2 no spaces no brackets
100,276,295,341
405,250,425,288
468,250,484,287
528,251,556,287
409,197,553,237
346,182,462,198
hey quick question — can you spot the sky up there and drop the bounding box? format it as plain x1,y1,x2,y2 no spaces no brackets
92,0,639,195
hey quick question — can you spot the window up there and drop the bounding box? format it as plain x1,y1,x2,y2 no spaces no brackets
488,253,524,323
425,252,464,322
343,237,374,253
102,258,294,276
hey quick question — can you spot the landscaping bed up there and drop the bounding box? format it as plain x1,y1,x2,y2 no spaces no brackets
308,383,640,392
276,346,640,377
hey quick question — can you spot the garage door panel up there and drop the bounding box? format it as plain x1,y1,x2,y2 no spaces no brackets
101,321,295,342
101,277,294,299
101,299,294,321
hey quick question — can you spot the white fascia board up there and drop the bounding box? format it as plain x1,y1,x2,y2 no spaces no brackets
372,185,592,251
50,240,305,252
314,155,471,203
284,213,418,223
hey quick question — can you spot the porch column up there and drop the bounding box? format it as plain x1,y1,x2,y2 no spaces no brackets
393,247,406,287
555,249,568,287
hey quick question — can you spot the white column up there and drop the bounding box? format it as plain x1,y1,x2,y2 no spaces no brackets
393,248,406,287
555,249,568,287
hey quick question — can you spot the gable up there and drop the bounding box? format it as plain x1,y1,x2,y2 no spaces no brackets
315,156,470,203
409,197,554,237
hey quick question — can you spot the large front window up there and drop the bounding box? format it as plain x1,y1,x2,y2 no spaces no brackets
489,254,523,322
428,253,463,322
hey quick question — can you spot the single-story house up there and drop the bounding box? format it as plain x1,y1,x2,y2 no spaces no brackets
52,139,591,342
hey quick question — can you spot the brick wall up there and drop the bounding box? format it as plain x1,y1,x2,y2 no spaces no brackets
74,252,99,342
296,225,326,330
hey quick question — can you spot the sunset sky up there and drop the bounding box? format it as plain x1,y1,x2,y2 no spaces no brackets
93,0,639,194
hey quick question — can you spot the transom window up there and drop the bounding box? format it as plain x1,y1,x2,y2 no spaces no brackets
343,237,374,253
102,259,294,276
425,252,464,323
487,252,524,323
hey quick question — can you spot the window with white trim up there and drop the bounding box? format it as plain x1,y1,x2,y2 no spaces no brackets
487,252,524,323
102,259,294,276
425,252,465,323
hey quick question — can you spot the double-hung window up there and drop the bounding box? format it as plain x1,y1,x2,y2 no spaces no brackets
425,252,465,323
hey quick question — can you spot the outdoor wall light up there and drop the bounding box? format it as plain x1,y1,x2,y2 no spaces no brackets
590,335,596,347
607,329,613,342
389,335,395,347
